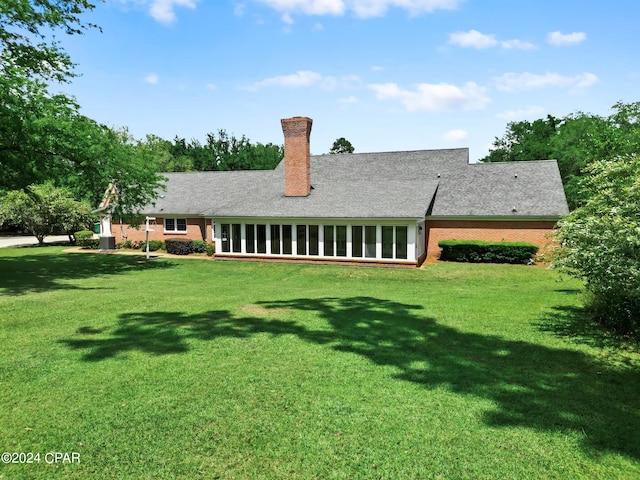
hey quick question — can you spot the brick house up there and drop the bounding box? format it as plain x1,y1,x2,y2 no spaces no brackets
112,116,569,267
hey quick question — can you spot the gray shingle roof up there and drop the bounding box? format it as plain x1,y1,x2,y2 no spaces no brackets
140,148,569,220
431,160,570,217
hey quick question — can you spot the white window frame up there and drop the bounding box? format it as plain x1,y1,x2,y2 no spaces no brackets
164,217,188,233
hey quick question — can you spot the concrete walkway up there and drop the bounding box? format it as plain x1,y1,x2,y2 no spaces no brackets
0,235,71,248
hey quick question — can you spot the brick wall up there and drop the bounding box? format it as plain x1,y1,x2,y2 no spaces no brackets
111,217,209,244
425,219,559,261
282,116,313,197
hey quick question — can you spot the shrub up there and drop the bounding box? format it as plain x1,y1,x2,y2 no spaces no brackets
147,240,164,252
165,238,193,255
191,240,207,253
554,155,640,336
74,230,95,249
438,240,539,265
205,241,215,256
85,239,100,249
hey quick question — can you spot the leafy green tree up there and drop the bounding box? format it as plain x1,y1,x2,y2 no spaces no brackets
0,73,165,215
1,0,164,216
481,102,640,209
1,0,98,83
203,130,283,171
482,115,559,163
554,155,640,336
329,137,355,154
137,134,192,173
150,130,284,172
1,183,95,244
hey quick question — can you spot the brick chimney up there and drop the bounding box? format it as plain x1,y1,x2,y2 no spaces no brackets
281,116,313,197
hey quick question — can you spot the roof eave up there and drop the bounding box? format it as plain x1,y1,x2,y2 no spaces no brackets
426,215,564,222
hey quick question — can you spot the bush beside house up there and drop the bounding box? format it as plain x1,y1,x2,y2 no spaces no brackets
438,240,539,264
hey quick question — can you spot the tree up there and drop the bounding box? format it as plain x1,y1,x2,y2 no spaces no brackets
1,183,95,244
1,1,164,217
553,154,640,336
482,115,559,163
0,73,165,216
141,130,284,173
1,0,98,83
329,137,355,154
481,102,640,209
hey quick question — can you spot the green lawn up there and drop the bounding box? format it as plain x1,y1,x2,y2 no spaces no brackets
1,247,639,479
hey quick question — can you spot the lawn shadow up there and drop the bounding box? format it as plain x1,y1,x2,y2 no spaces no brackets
0,252,176,295
59,296,640,460
60,310,311,362
535,305,640,351
257,297,640,461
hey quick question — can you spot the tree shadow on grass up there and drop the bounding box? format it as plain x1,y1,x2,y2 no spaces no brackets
0,252,176,295
60,310,311,362
60,296,640,460
535,304,640,352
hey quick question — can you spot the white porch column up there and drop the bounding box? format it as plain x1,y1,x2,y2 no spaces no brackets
407,224,417,262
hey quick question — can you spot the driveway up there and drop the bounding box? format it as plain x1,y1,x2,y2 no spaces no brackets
0,235,72,248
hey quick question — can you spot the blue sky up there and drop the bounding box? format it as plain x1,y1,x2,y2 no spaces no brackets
59,0,639,161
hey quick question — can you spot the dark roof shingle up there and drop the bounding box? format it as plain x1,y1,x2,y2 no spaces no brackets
140,148,569,219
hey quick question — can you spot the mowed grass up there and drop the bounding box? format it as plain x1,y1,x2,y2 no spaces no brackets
1,247,639,479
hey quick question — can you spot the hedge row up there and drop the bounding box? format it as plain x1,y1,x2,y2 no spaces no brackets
119,239,164,251
75,230,99,249
164,238,215,256
438,240,539,264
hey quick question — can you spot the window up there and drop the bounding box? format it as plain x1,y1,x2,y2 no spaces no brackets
220,224,230,252
257,224,267,253
246,224,255,253
324,225,334,256
382,226,394,259
271,225,281,254
165,218,187,233
296,225,306,255
309,225,319,256
352,226,363,257
336,226,347,257
282,225,292,255
232,224,241,253
396,226,408,259
365,226,376,258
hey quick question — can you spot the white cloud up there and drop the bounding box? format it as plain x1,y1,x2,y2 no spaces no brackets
149,0,199,24
144,73,159,84
282,12,295,23
313,22,324,30
449,30,535,50
501,39,536,50
449,30,498,49
339,95,358,105
246,70,359,90
444,129,468,143
371,65,385,72
255,0,345,16
252,0,462,19
496,106,545,121
206,83,217,90
368,81,490,112
493,71,599,92
574,72,599,89
547,31,586,46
